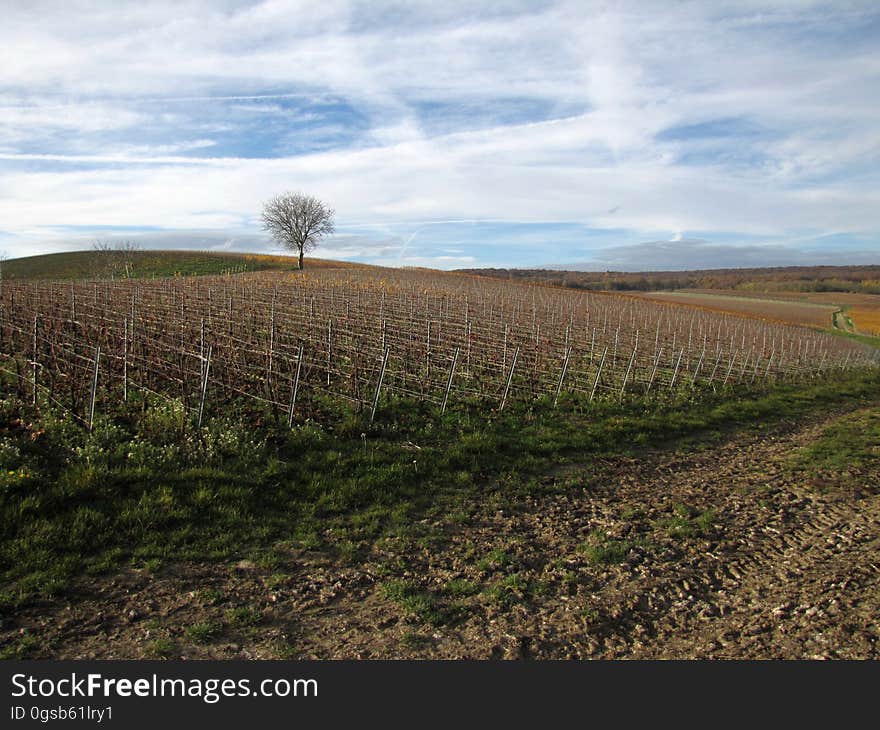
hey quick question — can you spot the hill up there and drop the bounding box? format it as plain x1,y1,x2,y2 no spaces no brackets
0,250,360,281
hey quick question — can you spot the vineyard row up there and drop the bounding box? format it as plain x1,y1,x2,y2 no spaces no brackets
0,270,875,428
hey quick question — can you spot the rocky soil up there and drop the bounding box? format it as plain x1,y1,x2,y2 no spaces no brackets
4,404,878,660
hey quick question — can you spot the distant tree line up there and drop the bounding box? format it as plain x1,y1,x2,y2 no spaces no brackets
458,266,880,295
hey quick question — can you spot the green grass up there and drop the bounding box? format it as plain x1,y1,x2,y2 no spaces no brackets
444,579,479,597
483,573,547,607
655,505,716,539
0,250,331,280
184,621,221,644
828,327,880,349
0,630,40,659
579,533,635,565
476,548,513,573
148,637,177,658
790,408,880,487
225,607,262,628
380,579,446,626
201,588,226,606
0,365,877,607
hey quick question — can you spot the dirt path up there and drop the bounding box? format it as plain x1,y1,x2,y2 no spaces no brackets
4,403,879,659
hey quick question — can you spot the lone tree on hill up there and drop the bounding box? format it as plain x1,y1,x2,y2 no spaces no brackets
260,192,335,270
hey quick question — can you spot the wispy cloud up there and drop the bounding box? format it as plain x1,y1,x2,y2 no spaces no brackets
0,1,878,268
562,238,880,271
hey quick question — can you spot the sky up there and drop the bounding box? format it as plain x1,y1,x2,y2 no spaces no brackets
1,0,878,271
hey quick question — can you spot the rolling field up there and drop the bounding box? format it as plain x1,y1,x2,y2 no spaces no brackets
0,256,878,660
625,290,840,328
627,288,880,337
0,249,360,281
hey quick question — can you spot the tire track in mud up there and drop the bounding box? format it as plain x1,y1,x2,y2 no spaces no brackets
579,410,880,659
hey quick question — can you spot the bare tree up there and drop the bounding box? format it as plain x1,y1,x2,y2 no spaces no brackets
116,239,141,279
91,238,114,278
261,192,335,270
92,238,141,278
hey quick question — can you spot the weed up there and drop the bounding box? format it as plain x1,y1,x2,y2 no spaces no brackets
274,636,298,659
402,631,431,649
579,607,601,624
381,580,445,626
0,631,41,659
619,504,644,521
477,548,513,573
149,637,176,658
201,588,226,606
483,573,545,607
185,621,221,644
656,505,716,539
225,607,262,628
580,531,635,565
444,579,479,597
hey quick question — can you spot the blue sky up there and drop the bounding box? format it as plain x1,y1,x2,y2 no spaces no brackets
1,0,878,270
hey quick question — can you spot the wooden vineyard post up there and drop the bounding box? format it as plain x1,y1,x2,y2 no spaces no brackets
288,344,304,427
669,349,684,390
31,314,38,405
200,318,206,385
739,350,750,382
764,349,775,380
424,319,431,396
197,344,212,429
88,346,100,432
646,347,662,394
708,350,722,391
266,312,275,405
619,345,637,400
466,320,472,375
690,347,706,388
370,347,390,423
723,350,737,387
268,291,276,379
441,347,459,413
123,317,129,402
554,346,572,407
326,319,332,387
589,346,608,403
500,346,519,412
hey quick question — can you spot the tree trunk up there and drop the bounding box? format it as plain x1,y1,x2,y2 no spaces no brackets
298,247,304,270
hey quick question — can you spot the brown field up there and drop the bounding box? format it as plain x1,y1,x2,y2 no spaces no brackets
625,290,839,328
684,289,880,336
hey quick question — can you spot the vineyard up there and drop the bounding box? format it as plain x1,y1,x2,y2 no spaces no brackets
0,268,876,429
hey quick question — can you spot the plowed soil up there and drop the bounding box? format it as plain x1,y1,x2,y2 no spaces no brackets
4,403,878,660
